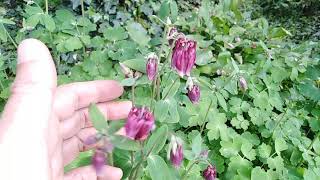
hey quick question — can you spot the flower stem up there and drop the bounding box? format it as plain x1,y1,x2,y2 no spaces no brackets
200,100,213,134
45,0,48,14
2,24,17,49
80,0,85,17
181,160,198,180
131,85,135,104
162,76,179,100
107,152,113,166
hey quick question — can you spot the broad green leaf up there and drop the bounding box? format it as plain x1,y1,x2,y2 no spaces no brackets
110,135,140,151
241,142,256,161
120,78,136,87
192,134,202,156
41,14,55,32
207,113,229,141
170,0,178,22
147,155,174,180
144,125,168,155
122,58,147,73
26,14,41,28
220,140,240,158
196,49,213,66
166,98,180,123
154,100,169,122
158,0,170,20
89,104,108,132
113,149,133,179
126,22,150,47
275,138,288,154
215,92,228,112
251,167,269,180
269,27,292,39
64,37,83,51
258,143,271,159
0,25,7,42
104,26,128,41
162,77,180,99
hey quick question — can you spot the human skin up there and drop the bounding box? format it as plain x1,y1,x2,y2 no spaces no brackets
0,39,132,180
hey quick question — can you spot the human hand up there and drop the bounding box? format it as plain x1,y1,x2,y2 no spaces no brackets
0,39,132,180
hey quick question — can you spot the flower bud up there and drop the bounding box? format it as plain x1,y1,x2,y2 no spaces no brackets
83,134,102,146
239,77,248,92
167,27,178,46
97,138,114,153
187,84,200,104
168,136,184,168
125,106,155,140
171,38,197,77
146,53,158,81
119,62,133,78
92,150,106,176
203,164,217,180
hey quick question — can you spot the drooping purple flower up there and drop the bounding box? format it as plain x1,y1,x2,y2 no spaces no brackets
168,136,184,168
125,106,155,141
167,27,178,46
92,150,106,176
171,38,197,77
203,164,217,180
146,53,158,81
239,77,248,92
187,85,200,104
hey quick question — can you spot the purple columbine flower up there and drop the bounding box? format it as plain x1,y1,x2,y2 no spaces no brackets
171,37,197,77
125,106,155,141
203,164,217,180
168,136,184,168
239,77,248,92
92,150,106,176
146,53,158,81
187,85,200,104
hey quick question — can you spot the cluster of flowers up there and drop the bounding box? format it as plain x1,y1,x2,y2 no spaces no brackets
89,27,216,180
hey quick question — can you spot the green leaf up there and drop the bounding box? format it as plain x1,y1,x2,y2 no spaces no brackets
192,134,202,156
166,98,180,123
196,49,213,66
144,125,168,155
120,78,136,87
110,135,140,151
26,14,41,28
126,22,150,47
162,77,180,99
269,27,292,39
215,92,228,111
207,113,229,141
41,14,55,32
147,155,174,180
104,26,128,41
64,150,94,173
251,167,269,180
0,25,7,42
0,18,15,25
241,142,256,161
113,149,133,179
258,143,271,159
158,0,170,20
170,0,178,22
154,100,169,122
122,58,147,73
275,138,288,154
64,37,83,51
89,104,108,132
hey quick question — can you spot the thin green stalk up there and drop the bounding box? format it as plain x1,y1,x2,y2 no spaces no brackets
162,76,179,100
131,85,135,104
200,100,213,134
2,24,17,48
45,0,48,14
81,0,85,17
181,160,198,180
298,131,320,167
108,152,113,166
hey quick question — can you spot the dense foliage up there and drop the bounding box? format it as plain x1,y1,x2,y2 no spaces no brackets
1,0,320,180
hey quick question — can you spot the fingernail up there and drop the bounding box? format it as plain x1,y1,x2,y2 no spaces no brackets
17,38,50,64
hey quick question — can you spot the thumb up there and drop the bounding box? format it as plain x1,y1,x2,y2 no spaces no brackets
0,39,57,179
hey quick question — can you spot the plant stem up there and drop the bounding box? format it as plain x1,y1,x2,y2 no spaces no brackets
298,131,320,167
108,152,113,166
181,160,198,180
200,100,213,134
162,76,179,100
2,24,17,49
131,85,135,104
156,77,161,100
45,0,48,14
80,0,85,17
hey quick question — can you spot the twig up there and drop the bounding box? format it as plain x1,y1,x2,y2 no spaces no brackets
200,100,213,134
162,76,179,100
